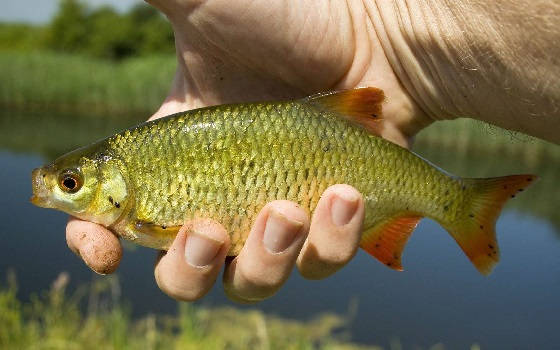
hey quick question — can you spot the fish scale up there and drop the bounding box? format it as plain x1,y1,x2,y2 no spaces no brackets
31,88,537,275
112,100,411,253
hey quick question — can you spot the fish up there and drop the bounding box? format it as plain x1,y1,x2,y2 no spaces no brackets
31,88,537,275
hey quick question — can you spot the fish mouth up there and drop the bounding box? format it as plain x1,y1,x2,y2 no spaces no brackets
31,167,53,208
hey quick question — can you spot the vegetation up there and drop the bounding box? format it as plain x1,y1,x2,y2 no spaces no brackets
0,1,176,113
0,51,174,114
0,271,385,350
0,0,174,60
0,23,44,51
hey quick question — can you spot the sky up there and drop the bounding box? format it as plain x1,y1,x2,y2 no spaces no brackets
1,0,143,23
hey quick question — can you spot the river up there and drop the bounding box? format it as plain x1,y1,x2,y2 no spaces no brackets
1,109,559,349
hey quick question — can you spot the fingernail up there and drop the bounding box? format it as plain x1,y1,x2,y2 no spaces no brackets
331,192,359,226
263,209,303,254
185,230,224,267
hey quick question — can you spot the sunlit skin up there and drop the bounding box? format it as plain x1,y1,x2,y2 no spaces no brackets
65,0,559,302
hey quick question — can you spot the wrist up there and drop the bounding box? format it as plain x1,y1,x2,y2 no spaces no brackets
340,0,435,148
366,0,560,143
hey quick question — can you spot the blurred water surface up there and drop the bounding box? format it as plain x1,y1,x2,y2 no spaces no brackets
1,110,559,349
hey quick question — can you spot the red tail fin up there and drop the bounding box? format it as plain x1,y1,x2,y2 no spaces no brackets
442,174,538,275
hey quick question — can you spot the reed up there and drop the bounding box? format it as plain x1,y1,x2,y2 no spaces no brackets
0,50,175,114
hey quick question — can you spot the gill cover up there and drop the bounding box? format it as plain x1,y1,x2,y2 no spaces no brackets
31,147,129,227
83,157,129,226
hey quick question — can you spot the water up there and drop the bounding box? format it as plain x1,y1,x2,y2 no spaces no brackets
1,110,559,349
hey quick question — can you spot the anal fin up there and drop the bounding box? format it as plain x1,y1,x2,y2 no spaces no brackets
360,214,422,270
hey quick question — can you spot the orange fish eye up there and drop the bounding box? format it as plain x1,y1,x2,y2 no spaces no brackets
58,169,83,193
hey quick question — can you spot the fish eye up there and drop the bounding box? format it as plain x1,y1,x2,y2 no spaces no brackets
58,169,83,193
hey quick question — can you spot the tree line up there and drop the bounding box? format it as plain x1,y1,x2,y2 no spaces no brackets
0,0,175,59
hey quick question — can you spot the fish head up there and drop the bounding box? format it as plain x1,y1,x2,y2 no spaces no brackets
31,146,129,226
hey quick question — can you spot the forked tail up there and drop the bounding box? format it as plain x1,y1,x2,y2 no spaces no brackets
359,174,538,275
441,174,538,275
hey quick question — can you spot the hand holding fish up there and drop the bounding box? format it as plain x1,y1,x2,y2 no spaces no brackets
56,0,559,303
65,0,414,303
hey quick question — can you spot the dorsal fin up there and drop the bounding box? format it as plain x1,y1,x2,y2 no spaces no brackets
305,87,385,135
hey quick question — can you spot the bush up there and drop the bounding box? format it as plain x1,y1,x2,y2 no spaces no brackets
2,0,175,60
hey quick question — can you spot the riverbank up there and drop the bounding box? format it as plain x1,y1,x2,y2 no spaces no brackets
0,51,174,114
1,271,385,350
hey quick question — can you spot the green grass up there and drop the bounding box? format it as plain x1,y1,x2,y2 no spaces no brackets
0,271,387,350
0,50,175,114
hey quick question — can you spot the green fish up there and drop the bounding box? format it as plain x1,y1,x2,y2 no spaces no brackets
31,88,536,275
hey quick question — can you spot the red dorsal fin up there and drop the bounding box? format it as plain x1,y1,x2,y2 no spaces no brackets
359,214,422,271
305,87,385,135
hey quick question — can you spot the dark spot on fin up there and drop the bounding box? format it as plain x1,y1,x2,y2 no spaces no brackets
108,196,114,204
447,174,538,275
359,214,423,272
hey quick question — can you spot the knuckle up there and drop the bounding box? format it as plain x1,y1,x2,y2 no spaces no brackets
318,249,354,269
298,255,345,280
318,242,357,266
223,283,260,304
239,264,282,290
156,271,207,302
234,263,284,298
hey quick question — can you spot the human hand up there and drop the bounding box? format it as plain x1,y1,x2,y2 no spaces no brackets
65,0,438,301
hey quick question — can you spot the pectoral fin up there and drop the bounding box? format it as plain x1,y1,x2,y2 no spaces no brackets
134,220,181,243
